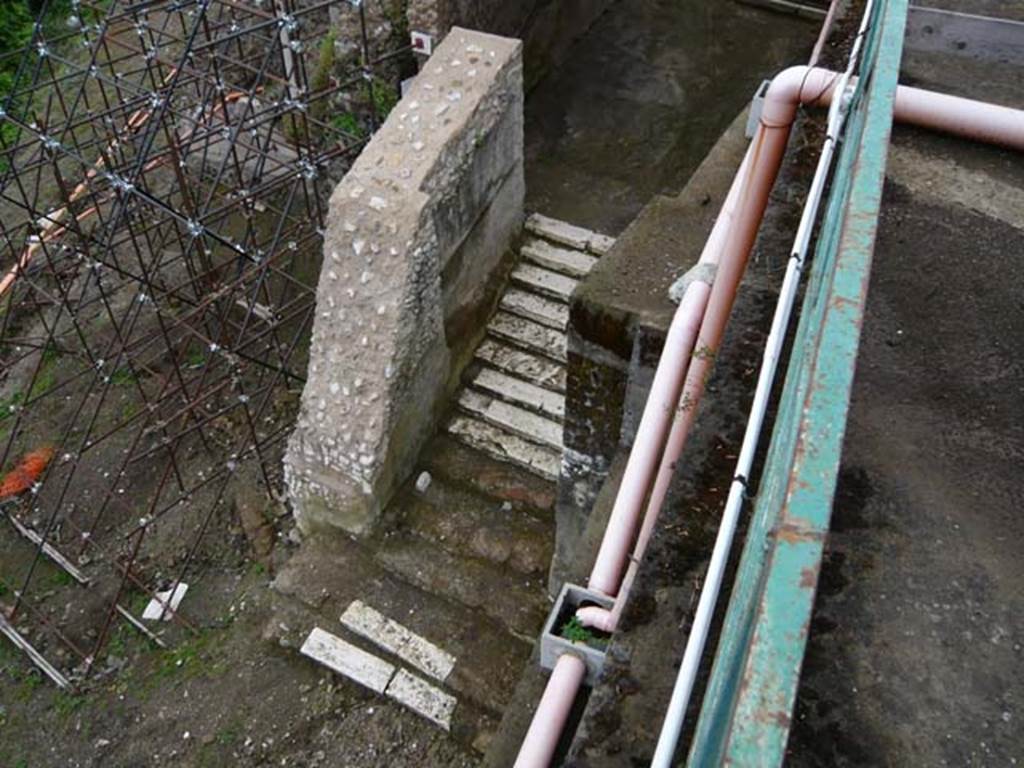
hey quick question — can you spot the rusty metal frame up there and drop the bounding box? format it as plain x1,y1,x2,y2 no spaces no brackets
0,0,408,686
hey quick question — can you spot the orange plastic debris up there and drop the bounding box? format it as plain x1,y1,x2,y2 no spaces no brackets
0,447,55,500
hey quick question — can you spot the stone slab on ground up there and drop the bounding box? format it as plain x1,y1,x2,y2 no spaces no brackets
341,600,457,683
386,669,458,731
456,390,563,451
474,338,567,392
487,312,567,361
271,531,537,721
521,237,599,278
300,626,395,694
469,367,565,420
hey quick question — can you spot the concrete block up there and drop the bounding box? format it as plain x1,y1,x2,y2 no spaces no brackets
285,29,524,536
300,627,395,694
340,599,457,682
386,669,458,731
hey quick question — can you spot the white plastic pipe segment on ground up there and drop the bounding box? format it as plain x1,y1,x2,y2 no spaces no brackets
516,60,1024,768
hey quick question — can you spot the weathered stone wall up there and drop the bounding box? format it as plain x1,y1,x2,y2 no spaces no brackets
407,0,612,87
285,28,524,536
550,111,752,593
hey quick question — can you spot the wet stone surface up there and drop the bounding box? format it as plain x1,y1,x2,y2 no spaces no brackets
787,158,1024,766
523,0,814,234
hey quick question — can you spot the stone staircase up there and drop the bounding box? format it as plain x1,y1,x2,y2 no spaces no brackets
271,214,613,757
446,213,613,482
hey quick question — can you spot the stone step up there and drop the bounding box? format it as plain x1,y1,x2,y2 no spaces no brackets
445,416,560,482
486,312,566,362
389,474,553,577
520,237,598,279
419,435,557,512
499,288,568,331
371,531,549,640
271,533,536,723
474,338,566,394
468,367,564,421
509,263,577,303
456,390,563,451
524,212,615,256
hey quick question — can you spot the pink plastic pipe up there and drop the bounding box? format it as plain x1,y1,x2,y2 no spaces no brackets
583,65,1024,616
517,69,1024,766
584,278,711,598
512,653,587,768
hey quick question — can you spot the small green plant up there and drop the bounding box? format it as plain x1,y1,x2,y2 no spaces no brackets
562,616,596,645
364,76,398,121
308,32,336,126
53,690,87,720
185,345,206,368
49,568,75,587
109,366,136,386
331,111,367,141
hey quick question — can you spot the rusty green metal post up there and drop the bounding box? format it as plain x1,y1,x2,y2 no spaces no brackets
687,0,909,764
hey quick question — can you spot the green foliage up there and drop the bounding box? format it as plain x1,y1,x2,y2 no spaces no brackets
0,0,34,55
49,567,74,587
0,0,74,170
561,616,596,645
52,690,87,720
364,76,398,121
331,110,367,141
309,32,336,126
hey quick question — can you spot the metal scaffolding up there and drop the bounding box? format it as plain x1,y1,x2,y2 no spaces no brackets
0,0,407,686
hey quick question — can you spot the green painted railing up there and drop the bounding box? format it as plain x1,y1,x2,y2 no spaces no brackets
687,0,908,764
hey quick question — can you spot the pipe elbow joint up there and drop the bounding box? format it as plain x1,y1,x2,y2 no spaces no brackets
575,605,617,633
762,65,836,127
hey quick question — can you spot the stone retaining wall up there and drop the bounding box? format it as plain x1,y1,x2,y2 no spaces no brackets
407,0,613,87
285,28,524,536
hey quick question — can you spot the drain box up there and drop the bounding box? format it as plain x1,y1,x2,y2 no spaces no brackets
540,583,614,686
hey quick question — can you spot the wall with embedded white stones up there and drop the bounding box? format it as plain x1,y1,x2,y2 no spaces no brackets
407,0,613,87
284,28,524,536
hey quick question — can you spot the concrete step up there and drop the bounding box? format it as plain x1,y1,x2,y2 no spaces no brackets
419,435,557,512
445,416,560,481
499,288,568,330
524,213,615,255
486,312,566,362
270,533,534,731
468,367,564,422
389,474,553,577
371,531,549,640
456,390,563,451
520,237,598,279
509,263,578,302
474,338,566,394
